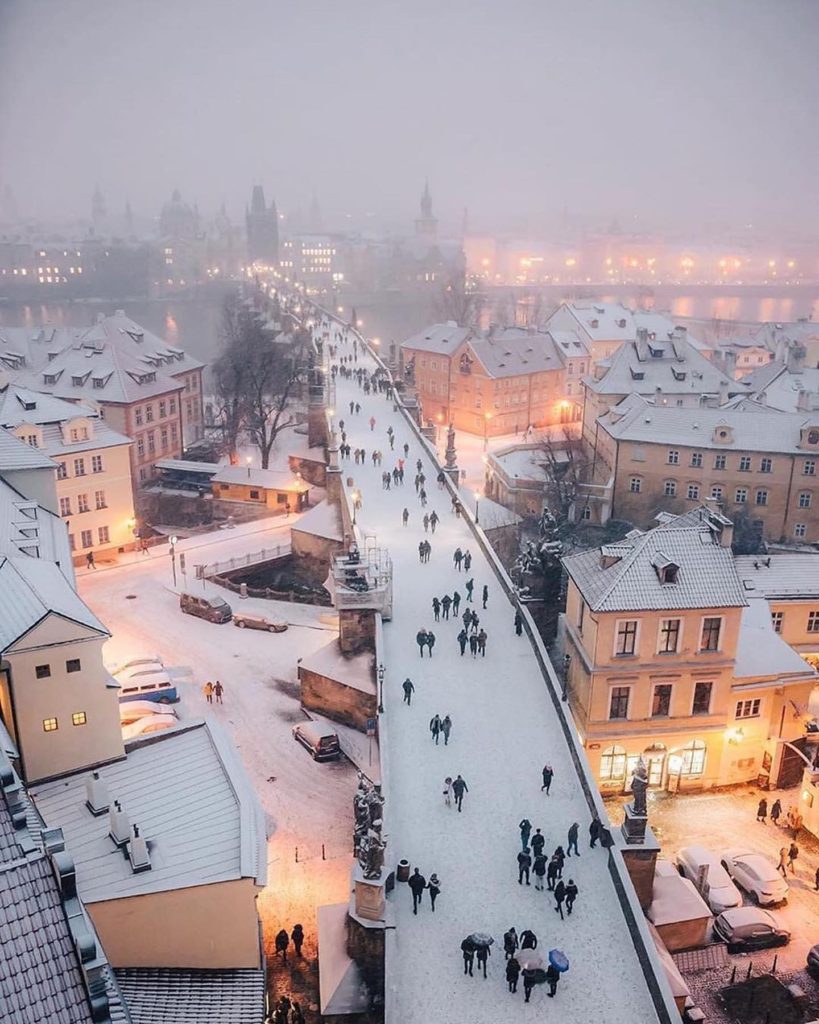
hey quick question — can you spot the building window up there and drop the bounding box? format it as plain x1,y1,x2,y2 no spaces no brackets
629,477,642,493
690,452,702,468
135,407,143,426
711,486,723,501
71,711,87,726
137,437,145,458
771,611,783,633
159,400,166,418
42,718,58,732
56,461,68,480
687,483,699,500
68,533,75,551
680,739,706,775
66,659,81,673
795,524,807,539
755,489,768,506
35,664,51,679
736,698,761,719
659,618,681,654
692,681,713,715
94,490,106,509
145,404,154,423
735,488,747,504
714,455,726,470
615,620,638,656
667,449,679,465
760,457,772,474
739,456,751,471
81,529,93,548
249,489,260,499
170,423,178,443
59,496,71,517
580,505,591,521
808,611,819,633
92,455,103,473
700,617,722,651
74,458,85,476
599,745,627,781
799,492,812,509
98,526,109,544
804,460,816,476
148,432,156,454
609,687,630,720
652,684,672,717
664,480,677,497
169,398,177,414
77,494,89,513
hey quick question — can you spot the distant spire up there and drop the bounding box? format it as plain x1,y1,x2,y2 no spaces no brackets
250,185,266,215
421,180,433,219
92,184,106,231
309,190,322,231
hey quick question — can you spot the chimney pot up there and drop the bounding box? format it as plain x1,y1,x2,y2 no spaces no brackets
109,800,130,848
85,771,110,817
128,823,152,874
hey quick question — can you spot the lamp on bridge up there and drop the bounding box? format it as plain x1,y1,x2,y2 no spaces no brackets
474,490,481,525
377,663,385,714
246,455,252,479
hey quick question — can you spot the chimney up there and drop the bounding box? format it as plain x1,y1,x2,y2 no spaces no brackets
635,327,649,360
109,800,130,848
42,827,65,855
128,823,152,874
758,390,767,407
797,389,818,412
671,325,687,360
787,342,807,374
85,771,110,817
719,379,729,405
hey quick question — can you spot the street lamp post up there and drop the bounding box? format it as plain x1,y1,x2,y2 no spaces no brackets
484,412,492,451
352,490,360,525
377,663,385,714
169,535,178,587
246,455,252,479
474,490,481,525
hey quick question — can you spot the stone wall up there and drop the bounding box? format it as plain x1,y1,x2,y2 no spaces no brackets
289,453,326,487
339,608,376,655
299,665,376,732
291,527,344,586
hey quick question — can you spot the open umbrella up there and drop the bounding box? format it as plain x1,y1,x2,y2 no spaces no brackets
517,953,544,971
466,932,494,948
548,948,570,973
523,968,548,985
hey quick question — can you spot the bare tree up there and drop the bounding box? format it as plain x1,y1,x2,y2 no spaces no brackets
434,270,484,327
212,293,249,462
540,427,586,523
213,294,308,469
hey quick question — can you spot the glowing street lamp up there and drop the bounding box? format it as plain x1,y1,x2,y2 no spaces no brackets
169,535,179,587
246,455,253,479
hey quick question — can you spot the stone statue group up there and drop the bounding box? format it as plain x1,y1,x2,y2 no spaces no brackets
354,773,387,880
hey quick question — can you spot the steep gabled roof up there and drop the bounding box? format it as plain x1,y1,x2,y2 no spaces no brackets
562,508,747,612
587,334,740,397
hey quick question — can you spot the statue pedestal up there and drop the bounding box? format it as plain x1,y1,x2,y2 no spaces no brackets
621,802,648,845
352,865,385,922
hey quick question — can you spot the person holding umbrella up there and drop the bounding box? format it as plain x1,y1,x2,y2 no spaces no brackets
476,943,491,978
546,962,561,998
461,939,475,976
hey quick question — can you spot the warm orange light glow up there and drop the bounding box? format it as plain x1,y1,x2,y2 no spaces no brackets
564,257,576,268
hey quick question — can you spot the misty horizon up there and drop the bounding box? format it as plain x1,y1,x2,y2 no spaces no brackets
1,0,818,239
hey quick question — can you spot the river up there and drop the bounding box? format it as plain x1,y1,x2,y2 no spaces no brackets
1,284,818,375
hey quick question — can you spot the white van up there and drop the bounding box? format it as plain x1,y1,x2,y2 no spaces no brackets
676,845,742,913
118,672,178,705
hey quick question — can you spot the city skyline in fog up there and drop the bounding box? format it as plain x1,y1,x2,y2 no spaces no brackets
1,0,818,238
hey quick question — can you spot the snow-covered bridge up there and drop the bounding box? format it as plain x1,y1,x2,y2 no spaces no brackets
309,308,675,1023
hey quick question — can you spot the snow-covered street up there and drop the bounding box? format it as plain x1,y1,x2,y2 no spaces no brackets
77,514,357,972
323,322,661,1021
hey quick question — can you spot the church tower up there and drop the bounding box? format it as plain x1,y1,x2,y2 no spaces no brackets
246,185,280,266
91,184,106,235
415,180,438,242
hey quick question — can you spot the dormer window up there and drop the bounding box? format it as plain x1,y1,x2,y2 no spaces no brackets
713,424,733,445
43,371,61,385
71,372,90,387
652,554,679,585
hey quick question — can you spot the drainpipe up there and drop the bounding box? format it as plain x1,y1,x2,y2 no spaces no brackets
1,660,26,782
781,454,796,542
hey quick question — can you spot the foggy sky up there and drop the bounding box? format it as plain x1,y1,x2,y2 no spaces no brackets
1,0,818,236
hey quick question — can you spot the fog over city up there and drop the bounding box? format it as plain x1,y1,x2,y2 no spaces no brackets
2,0,818,235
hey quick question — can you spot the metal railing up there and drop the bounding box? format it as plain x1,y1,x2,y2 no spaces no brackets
201,543,290,579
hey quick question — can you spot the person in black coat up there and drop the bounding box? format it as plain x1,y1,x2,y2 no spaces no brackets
520,929,537,949
541,764,554,793
427,631,436,656
567,822,580,857
408,868,427,914
506,956,521,993
426,873,441,911
503,927,519,960
475,944,490,978
462,941,475,976
531,828,546,857
452,775,468,812
523,972,535,1003
482,584,489,609
517,848,532,886
514,610,523,636
533,853,547,890
546,963,560,997
554,879,567,919
546,856,559,891
589,816,602,848
453,591,461,615
275,928,289,962
457,629,468,656
565,879,578,916
290,923,304,957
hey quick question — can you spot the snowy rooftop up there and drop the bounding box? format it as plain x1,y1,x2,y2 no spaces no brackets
291,499,343,541
733,596,818,681
741,360,819,413
734,552,819,600
31,721,267,902
563,508,747,612
299,640,375,694
0,425,55,470
492,445,551,483
212,464,309,491
114,967,265,1024
599,392,819,453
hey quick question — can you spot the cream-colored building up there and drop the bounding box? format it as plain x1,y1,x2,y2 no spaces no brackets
561,507,817,796
0,386,134,563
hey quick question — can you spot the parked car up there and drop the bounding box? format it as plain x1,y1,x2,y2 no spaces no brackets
292,721,341,762
119,700,179,725
676,845,743,913
720,849,789,905
807,944,819,978
713,907,790,951
233,612,288,633
121,714,178,741
180,593,232,624
111,656,164,677
118,674,178,704
114,663,168,685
